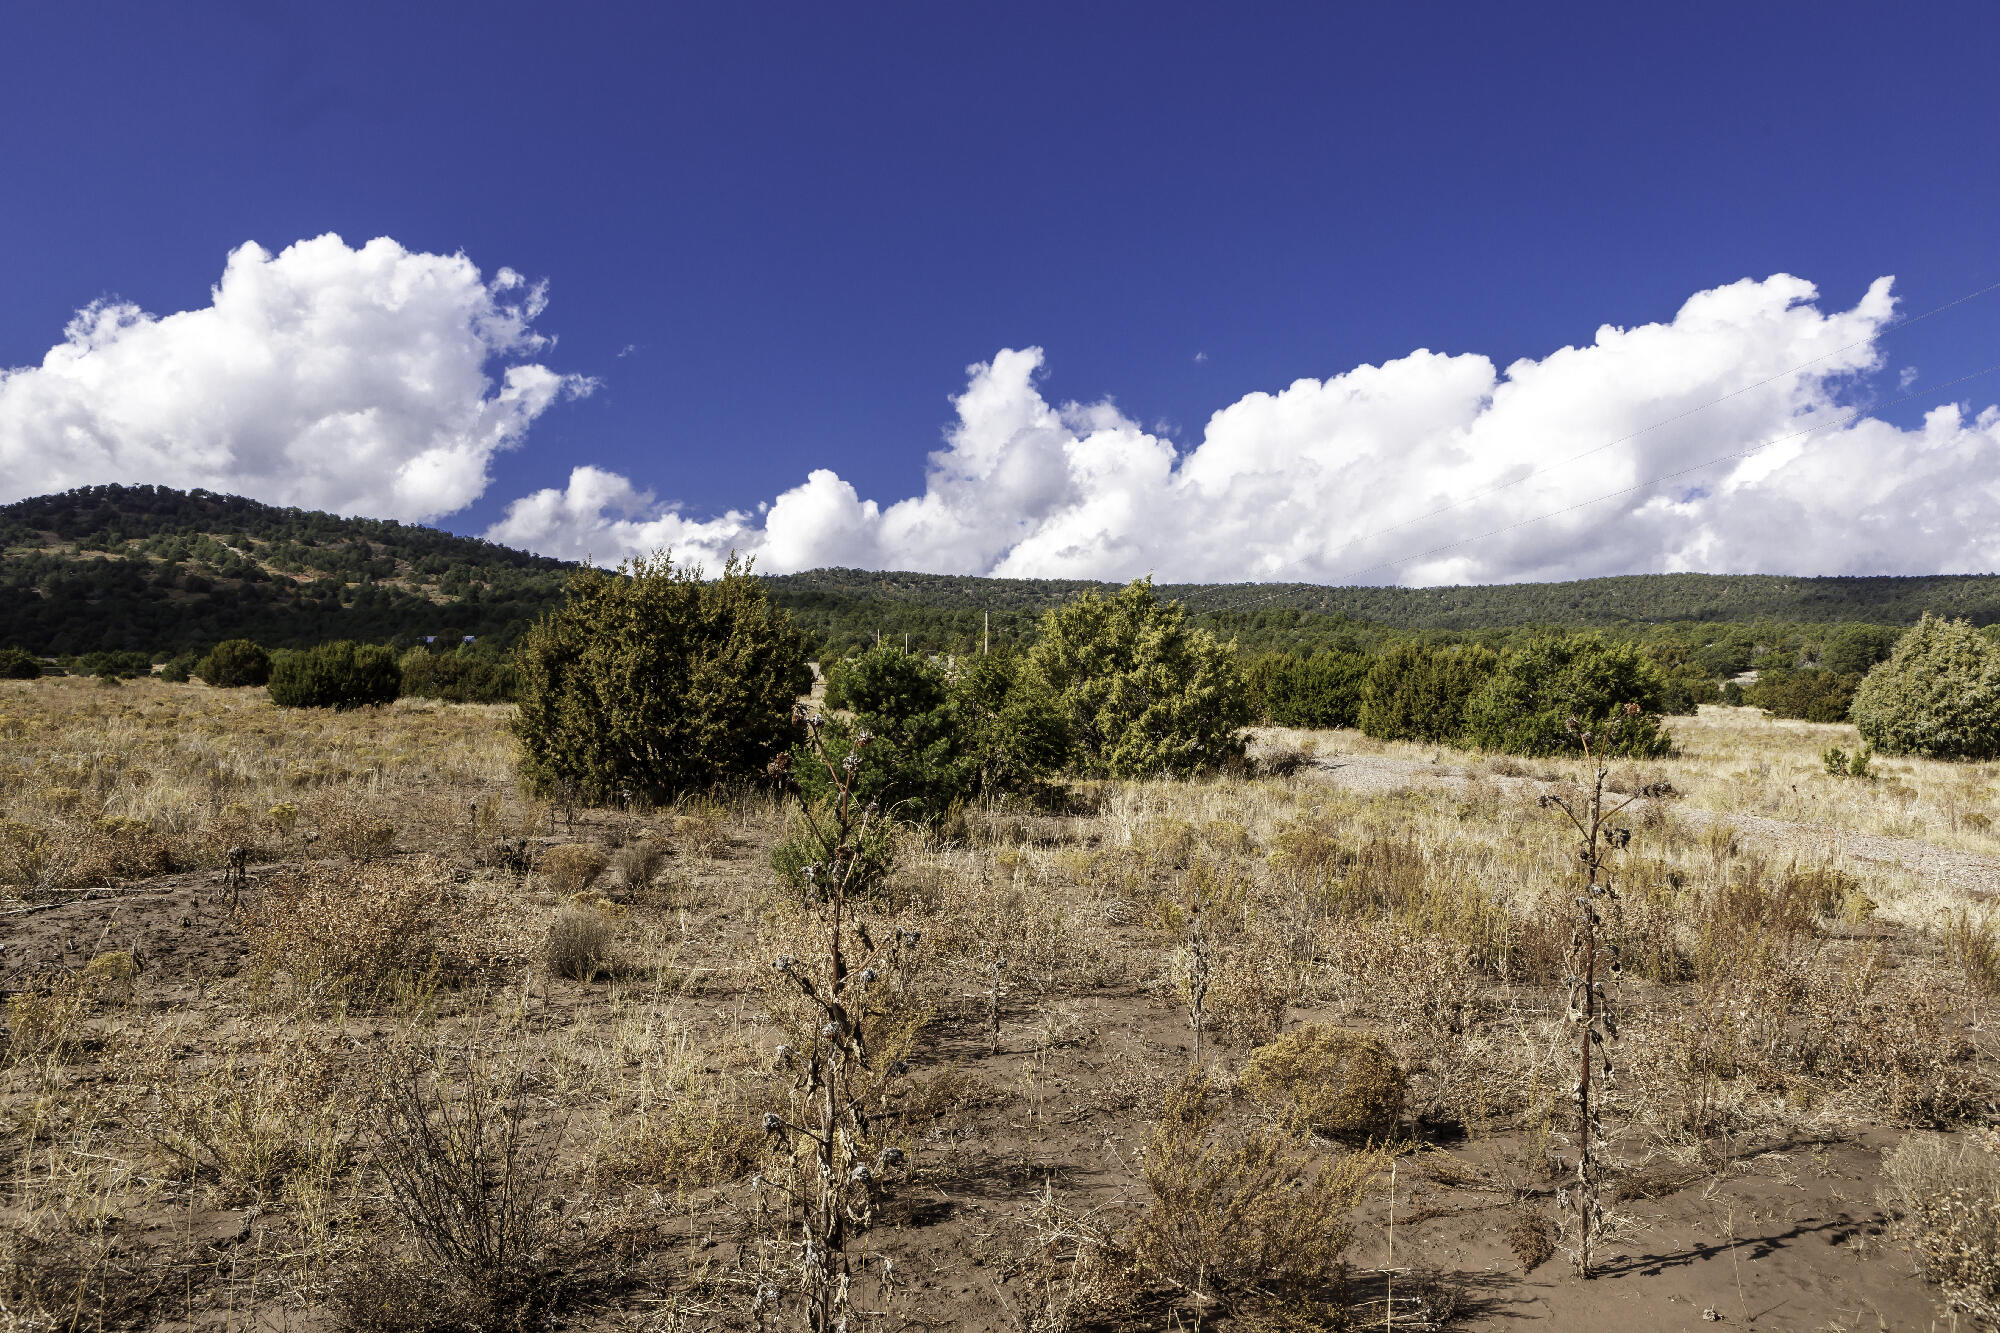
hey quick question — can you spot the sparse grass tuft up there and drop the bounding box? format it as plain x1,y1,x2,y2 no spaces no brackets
545,901,618,981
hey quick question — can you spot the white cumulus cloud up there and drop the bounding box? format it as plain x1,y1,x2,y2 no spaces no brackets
490,273,2000,583
0,233,594,520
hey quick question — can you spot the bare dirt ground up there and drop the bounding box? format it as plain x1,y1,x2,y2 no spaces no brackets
4,683,1997,1331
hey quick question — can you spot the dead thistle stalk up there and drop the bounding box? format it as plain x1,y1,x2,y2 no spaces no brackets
1535,705,1674,1277
759,711,920,1332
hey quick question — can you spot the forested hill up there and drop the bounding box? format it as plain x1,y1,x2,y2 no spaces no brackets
761,566,2000,654
6,484,2000,657
1,485,573,655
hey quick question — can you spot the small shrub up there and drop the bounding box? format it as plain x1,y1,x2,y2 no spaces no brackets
196,638,272,688
1237,1024,1406,1143
4,980,90,1062
1507,1206,1559,1273
1131,1070,1383,1312
770,799,894,897
1748,667,1859,722
1851,614,2000,759
361,1048,562,1328
268,640,401,709
545,903,617,981
238,857,457,1007
144,1031,362,1203
1882,1134,2000,1323
536,843,608,896
608,838,667,892
1358,640,1497,744
1947,909,2000,996
1029,577,1251,778
513,553,810,804
1822,745,1874,778
1462,634,1672,758
80,950,136,1003
158,651,198,683
0,647,42,679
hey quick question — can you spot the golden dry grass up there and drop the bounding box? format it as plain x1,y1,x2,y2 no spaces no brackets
0,678,1994,1329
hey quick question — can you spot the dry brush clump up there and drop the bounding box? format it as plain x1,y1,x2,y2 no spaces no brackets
336,1044,567,1332
1129,1069,1386,1321
545,899,620,981
1237,1025,1407,1143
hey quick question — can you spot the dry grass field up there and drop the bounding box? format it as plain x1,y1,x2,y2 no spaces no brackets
5,676,2000,1330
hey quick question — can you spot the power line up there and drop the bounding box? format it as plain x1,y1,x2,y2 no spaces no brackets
1338,359,2000,583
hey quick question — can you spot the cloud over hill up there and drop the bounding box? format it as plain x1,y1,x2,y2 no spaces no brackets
6,238,1997,585
0,234,594,522
493,274,2000,584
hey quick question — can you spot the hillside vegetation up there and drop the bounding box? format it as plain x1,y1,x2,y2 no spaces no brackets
7,485,2000,660
0,485,570,654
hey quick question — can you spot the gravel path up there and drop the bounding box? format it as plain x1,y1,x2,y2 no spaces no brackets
1302,752,2000,899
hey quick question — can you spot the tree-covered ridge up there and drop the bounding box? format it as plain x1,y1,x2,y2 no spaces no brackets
763,567,2000,630
3,485,1995,660
2,484,573,655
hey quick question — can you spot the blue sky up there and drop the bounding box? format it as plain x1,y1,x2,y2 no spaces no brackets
3,2,1999,583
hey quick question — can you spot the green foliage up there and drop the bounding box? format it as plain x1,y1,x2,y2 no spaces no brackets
1358,640,1498,744
1463,637,1670,756
1243,651,1369,728
770,799,896,897
0,647,43,679
807,646,1068,822
1028,578,1251,778
61,649,151,678
159,651,198,683
1720,680,1746,706
268,641,402,710
766,566,2000,636
197,639,273,687
949,651,1071,800
1820,623,1902,677
1852,614,2000,760
1654,664,1722,714
813,648,970,823
512,554,811,804
1746,667,1859,723
1822,745,1874,778
398,646,518,703
1462,635,1672,757
0,484,571,656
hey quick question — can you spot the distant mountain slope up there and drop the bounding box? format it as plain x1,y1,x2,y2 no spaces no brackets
4,485,1995,656
761,567,2000,630
1,485,573,654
